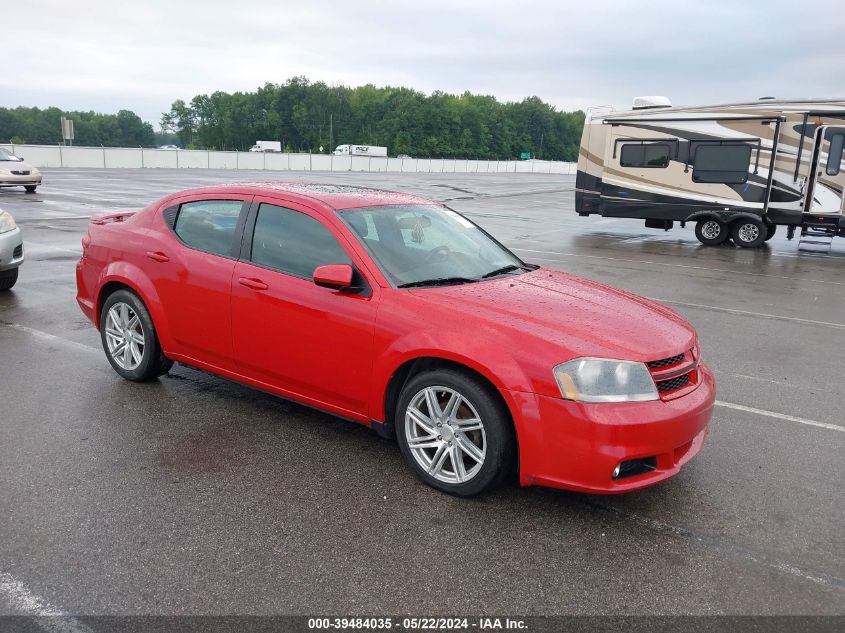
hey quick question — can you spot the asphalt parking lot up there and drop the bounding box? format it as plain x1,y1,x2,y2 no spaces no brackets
1,169,843,618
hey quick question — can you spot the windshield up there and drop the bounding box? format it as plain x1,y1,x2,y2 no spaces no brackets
0,148,18,161
339,204,528,287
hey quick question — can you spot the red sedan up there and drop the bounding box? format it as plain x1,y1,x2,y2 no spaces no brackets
76,182,714,496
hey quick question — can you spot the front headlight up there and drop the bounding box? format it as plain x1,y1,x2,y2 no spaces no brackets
0,210,17,234
553,358,658,403
31,167,40,174
0,168,11,175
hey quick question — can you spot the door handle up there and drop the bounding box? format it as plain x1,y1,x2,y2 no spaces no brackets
146,251,170,262
238,277,269,290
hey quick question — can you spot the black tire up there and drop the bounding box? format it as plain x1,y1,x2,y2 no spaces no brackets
0,268,18,290
395,368,515,497
694,218,729,245
100,288,173,381
731,217,767,248
765,224,777,241
24,185,37,193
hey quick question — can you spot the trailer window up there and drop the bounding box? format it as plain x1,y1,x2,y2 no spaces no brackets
620,143,671,168
692,144,752,184
826,133,844,176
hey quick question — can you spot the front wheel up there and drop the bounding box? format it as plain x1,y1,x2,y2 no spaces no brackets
395,369,515,496
24,185,37,193
100,289,173,381
694,219,729,245
731,217,767,248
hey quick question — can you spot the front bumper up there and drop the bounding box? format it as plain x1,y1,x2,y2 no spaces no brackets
0,226,24,271
510,362,715,494
0,173,42,186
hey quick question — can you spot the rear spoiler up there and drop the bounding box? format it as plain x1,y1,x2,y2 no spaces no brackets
91,211,136,225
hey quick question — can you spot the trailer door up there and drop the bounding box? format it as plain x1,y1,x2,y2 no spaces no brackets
804,125,845,216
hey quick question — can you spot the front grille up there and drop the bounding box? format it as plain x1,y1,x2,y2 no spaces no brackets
13,244,23,258
11,170,30,176
656,374,690,393
647,353,685,369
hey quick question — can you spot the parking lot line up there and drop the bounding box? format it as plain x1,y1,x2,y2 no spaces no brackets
3,320,843,435
0,572,92,633
511,248,845,286
715,401,845,433
0,322,99,355
15,215,93,222
583,502,845,590
650,299,845,330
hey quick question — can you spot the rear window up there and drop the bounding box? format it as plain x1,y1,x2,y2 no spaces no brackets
620,143,671,168
692,144,752,184
174,200,243,257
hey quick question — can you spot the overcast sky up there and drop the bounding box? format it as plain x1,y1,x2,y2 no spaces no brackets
4,0,843,128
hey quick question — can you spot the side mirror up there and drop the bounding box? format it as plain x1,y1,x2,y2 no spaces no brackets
313,264,355,290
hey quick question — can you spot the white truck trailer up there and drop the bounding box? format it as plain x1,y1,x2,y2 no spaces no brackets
249,141,282,153
332,144,388,157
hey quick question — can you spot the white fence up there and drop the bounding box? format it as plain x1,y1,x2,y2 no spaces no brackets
0,144,576,175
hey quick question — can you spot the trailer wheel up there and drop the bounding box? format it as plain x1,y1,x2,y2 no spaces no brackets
731,218,767,248
695,219,729,245
765,224,777,241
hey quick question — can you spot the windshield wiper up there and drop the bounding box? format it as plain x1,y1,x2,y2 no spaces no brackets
398,277,479,288
481,264,528,279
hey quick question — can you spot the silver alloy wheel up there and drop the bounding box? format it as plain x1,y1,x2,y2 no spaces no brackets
737,223,760,243
104,302,145,370
701,220,722,240
405,386,487,484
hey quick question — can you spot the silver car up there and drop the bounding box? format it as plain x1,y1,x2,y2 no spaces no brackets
0,147,42,193
0,209,24,290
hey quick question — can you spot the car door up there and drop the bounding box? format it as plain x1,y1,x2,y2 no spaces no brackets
231,198,379,418
152,194,251,368
805,125,845,216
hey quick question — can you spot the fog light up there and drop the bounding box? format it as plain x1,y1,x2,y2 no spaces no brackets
612,464,621,479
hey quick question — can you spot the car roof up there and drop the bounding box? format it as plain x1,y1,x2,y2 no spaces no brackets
169,181,437,210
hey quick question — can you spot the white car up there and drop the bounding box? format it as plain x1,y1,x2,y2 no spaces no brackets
0,209,23,290
0,148,41,193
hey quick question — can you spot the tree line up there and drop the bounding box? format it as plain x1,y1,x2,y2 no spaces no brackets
0,106,155,147
162,77,584,160
2,78,585,160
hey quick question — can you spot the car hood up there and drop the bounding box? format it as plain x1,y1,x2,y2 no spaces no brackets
409,269,695,362
1,159,35,171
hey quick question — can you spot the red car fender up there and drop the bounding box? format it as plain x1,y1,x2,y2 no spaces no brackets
96,261,174,351
369,330,534,431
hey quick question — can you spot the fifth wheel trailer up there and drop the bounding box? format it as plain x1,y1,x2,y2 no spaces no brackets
575,97,845,250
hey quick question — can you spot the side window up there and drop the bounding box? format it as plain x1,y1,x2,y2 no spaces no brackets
620,143,671,168
174,200,243,257
826,133,844,176
251,204,351,278
692,144,752,184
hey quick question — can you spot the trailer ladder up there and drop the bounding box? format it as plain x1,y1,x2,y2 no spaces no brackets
798,214,840,253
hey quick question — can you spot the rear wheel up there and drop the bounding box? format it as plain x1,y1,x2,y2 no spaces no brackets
100,289,173,381
395,369,515,497
731,217,767,248
24,185,37,193
0,268,18,290
694,219,729,245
